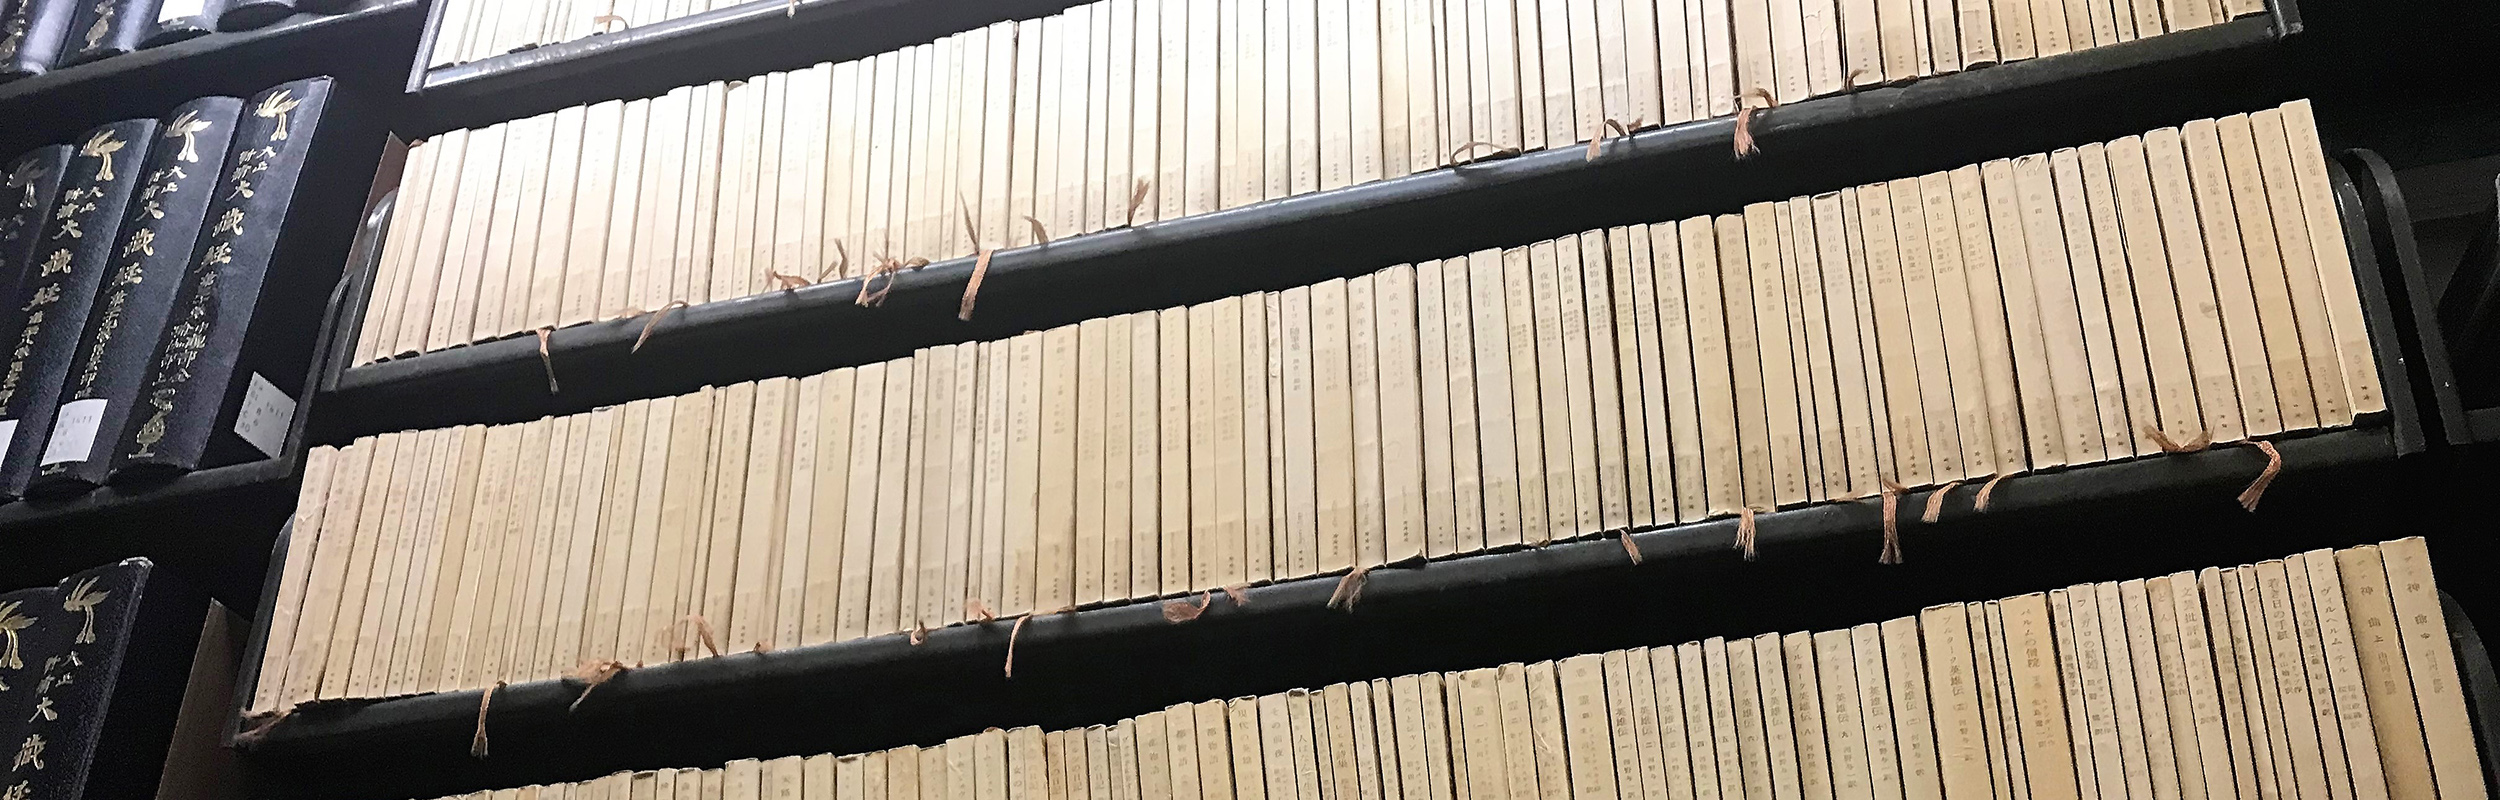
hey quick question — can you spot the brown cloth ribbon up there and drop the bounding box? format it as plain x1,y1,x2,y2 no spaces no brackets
533,327,559,393
1922,480,1961,524
1449,141,1522,165
1735,507,1759,561
2145,425,2213,453
1586,118,1642,162
1163,591,1214,623
633,300,689,353
567,660,628,712
2238,440,2281,512
1328,566,1371,612
470,681,504,758
1974,473,2009,511
1734,88,1776,159
1878,478,1907,565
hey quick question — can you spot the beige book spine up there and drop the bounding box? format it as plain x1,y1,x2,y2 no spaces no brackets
2003,593,2082,800
2217,114,2320,430
2278,557,2357,800
1676,217,1741,516
1816,630,1871,800
1349,278,1388,567
1978,160,2066,467
1281,287,1319,577
1649,221,1708,518
1890,180,1967,480
2247,107,2352,427
1921,606,1991,800
2277,100,2384,415
1855,185,1933,485
1313,278,1360,572
2297,550,2392,800
1720,213,1780,505
1378,265,1426,562
2378,538,2487,800
1130,314,1162,594
1559,655,1618,800
1702,638,1746,800
1417,262,1460,558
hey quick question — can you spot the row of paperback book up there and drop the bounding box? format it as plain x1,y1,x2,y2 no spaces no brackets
379,538,2487,800
0,0,345,80
0,77,339,501
359,0,2262,366
254,100,2378,714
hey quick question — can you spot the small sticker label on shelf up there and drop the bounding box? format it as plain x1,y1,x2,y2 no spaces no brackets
157,0,206,21
235,374,293,458
39,399,107,466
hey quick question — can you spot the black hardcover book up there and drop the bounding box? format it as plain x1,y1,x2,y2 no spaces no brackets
0,147,73,310
210,0,285,30
28,98,241,497
0,0,74,79
138,0,223,46
62,0,161,65
0,117,156,500
0,586,58,779
5,560,210,800
113,78,345,479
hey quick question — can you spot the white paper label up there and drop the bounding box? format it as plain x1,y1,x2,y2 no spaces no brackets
158,0,207,22
235,373,293,458
39,398,108,466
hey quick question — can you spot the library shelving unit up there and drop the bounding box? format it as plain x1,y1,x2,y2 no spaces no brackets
0,1,422,607
226,2,2500,800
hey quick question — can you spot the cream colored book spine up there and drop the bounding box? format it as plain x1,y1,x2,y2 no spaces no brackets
1378,266,1426,561
2217,113,2318,430
2248,107,2352,428
2279,100,2383,416
1501,248,1554,543
2379,538,2487,800
1349,277,1388,565
2044,150,2130,462
1038,325,1080,612
1281,287,1319,577
2183,120,2279,437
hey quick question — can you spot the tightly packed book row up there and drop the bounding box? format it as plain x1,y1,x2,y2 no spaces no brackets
0,77,339,503
383,538,2485,800
361,0,2260,365
257,100,2379,715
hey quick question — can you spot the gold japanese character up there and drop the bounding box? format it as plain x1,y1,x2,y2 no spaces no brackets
77,130,124,183
120,228,153,258
61,579,105,645
255,90,301,142
164,110,213,163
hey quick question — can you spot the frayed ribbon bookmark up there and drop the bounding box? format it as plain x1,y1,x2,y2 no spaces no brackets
2238,440,2281,512
567,660,629,712
1449,141,1522,165
1878,478,1907,565
1328,565,1371,612
2145,425,2213,453
1922,480,1961,524
1734,88,1776,159
1585,118,1642,162
1974,473,2009,511
633,300,689,353
1735,507,1759,561
470,680,505,758
533,327,559,393
1164,591,1215,623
